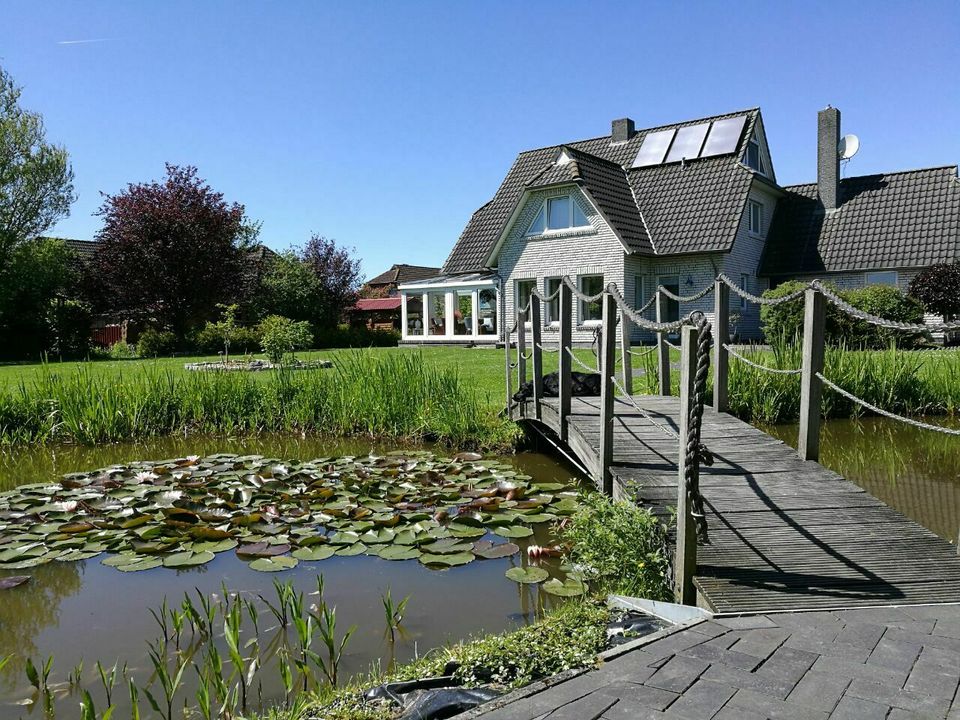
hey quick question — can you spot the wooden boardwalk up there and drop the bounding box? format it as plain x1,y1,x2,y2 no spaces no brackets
528,395,960,614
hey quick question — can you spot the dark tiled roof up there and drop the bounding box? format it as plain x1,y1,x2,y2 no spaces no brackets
761,166,960,275
57,238,97,260
442,109,759,273
367,264,441,286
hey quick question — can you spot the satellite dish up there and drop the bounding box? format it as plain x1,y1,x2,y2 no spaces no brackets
838,134,860,160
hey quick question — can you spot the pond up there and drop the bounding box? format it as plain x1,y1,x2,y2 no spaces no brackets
766,416,960,543
0,436,586,719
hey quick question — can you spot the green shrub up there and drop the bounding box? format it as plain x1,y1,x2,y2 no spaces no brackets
136,328,177,357
313,324,399,349
557,492,669,599
258,315,312,363
46,299,92,358
761,282,926,348
108,341,138,359
193,323,262,355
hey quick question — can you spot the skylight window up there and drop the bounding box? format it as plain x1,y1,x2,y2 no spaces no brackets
744,138,764,173
526,196,590,234
665,124,709,163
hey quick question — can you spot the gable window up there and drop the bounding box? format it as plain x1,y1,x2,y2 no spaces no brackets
544,277,561,325
526,195,590,235
748,200,762,235
745,138,764,173
865,270,898,287
579,275,604,324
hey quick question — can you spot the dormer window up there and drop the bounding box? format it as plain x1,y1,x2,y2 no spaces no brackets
526,195,590,235
745,138,764,173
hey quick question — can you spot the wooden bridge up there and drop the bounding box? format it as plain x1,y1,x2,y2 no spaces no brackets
509,276,960,615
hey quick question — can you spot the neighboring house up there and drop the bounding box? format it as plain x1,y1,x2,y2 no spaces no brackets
397,106,960,346
350,264,439,331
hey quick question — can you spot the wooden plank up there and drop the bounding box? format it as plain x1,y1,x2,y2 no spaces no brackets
530,295,543,421
558,283,573,442
799,287,826,461
713,279,729,412
674,325,698,606
597,293,617,495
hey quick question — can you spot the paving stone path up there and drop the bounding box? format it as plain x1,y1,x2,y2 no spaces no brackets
472,604,960,720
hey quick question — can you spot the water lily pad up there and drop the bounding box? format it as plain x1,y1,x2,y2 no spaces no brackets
115,557,162,572
163,550,215,568
420,538,473,555
236,542,290,558
472,540,520,559
492,525,534,539
542,576,587,597
248,555,299,572
505,566,549,584
192,539,238,553
292,546,336,561
448,523,487,538
335,543,366,557
418,552,474,567
377,545,421,561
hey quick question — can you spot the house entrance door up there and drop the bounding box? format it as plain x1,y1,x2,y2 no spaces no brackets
658,275,680,324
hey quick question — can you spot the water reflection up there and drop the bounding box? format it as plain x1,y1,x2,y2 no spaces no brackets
766,417,960,542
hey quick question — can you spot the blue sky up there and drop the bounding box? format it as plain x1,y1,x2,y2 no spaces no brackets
2,1,959,278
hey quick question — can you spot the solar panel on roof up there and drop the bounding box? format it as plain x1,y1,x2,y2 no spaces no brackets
665,123,709,163
700,115,747,157
631,129,675,168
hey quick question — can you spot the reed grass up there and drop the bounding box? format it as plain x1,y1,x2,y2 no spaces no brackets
0,351,517,449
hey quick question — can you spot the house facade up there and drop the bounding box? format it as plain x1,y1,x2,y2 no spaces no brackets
349,263,439,331
399,106,960,346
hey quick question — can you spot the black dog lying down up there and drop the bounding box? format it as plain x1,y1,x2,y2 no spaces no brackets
512,371,601,402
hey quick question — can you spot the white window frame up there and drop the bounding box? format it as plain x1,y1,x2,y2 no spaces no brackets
578,274,604,326
865,270,898,287
745,138,765,174
748,200,762,236
544,277,562,326
740,273,750,311
525,195,591,235
515,278,536,328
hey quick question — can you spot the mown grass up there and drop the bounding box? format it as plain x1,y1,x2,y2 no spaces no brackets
0,351,517,449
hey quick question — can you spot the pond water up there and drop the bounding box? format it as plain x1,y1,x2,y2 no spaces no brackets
766,417,960,543
0,436,585,719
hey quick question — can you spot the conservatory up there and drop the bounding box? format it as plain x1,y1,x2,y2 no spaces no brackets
397,272,500,344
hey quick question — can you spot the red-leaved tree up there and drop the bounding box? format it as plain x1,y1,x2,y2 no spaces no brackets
300,234,362,329
90,165,245,340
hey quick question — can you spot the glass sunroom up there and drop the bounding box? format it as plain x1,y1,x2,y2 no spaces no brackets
398,272,500,344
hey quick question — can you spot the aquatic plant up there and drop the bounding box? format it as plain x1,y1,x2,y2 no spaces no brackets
0,453,582,585
381,587,410,643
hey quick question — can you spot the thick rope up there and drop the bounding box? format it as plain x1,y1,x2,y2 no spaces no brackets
530,286,562,303
561,276,605,303
723,343,802,375
663,339,681,351
718,273,805,306
816,373,960,436
658,283,715,303
627,346,657,358
608,284,700,333
685,314,712,543
535,343,559,353
815,282,960,333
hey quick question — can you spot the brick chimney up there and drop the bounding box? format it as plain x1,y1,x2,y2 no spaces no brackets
818,106,841,210
611,118,636,144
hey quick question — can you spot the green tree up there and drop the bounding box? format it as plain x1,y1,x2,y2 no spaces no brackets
257,250,325,322
258,315,312,364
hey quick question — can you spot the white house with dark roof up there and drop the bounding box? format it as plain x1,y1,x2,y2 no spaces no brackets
398,106,960,345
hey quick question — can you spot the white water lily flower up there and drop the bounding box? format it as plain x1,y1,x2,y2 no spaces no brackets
133,472,158,484
272,464,288,475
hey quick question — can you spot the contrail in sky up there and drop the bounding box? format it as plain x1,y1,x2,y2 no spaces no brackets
57,39,109,45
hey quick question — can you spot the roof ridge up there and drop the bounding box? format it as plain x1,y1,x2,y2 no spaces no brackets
513,107,761,157
782,164,960,191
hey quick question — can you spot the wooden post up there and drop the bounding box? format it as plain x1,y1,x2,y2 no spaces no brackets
558,283,573,442
505,320,514,420
517,310,527,418
619,309,633,396
799,287,826,461
675,324,698,605
530,295,544,421
656,289,671,396
597,293,617,495
713,279,730,413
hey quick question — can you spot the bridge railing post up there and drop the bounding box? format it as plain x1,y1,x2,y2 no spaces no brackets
656,289,671,395
713,278,730,413
619,308,633,397
505,320,514,420
530,295,544,421
558,283,573,442
597,292,617,495
798,287,826,461
675,324,699,605
517,309,527,418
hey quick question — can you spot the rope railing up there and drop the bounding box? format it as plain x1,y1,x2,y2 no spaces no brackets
530,286,562,303
565,346,600,374
816,372,960,436
814,282,960,333
561,275,605,303
717,273,806,306
723,343,802,375
658,283,715,303
663,339,681,351
627,345,657,358
535,342,559,353
611,375,680,441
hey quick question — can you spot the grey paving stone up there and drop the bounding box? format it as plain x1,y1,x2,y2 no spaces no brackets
754,646,819,698
846,677,951,717
887,627,960,655
715,615,780,630
834,622,886,651
784,632,872,663
882,618,937,635
770,611,841,630
809,654,909,687
837,607,916,626
936,620,960,640
601,706,666,720
594,681,679,712
598,652,660,685
886,708,934,720
785,669,849,713
679,640,762,671
661,679,736,719
713,707,768,720
902,605,960,623
645,655,710,694
543,691,618,720
904,663,960,700
867,636,923,673
831,695,893,720
731,627,792,661
701,662,801,700
726,687,829,720
914,644,960,672
692,621,733,639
